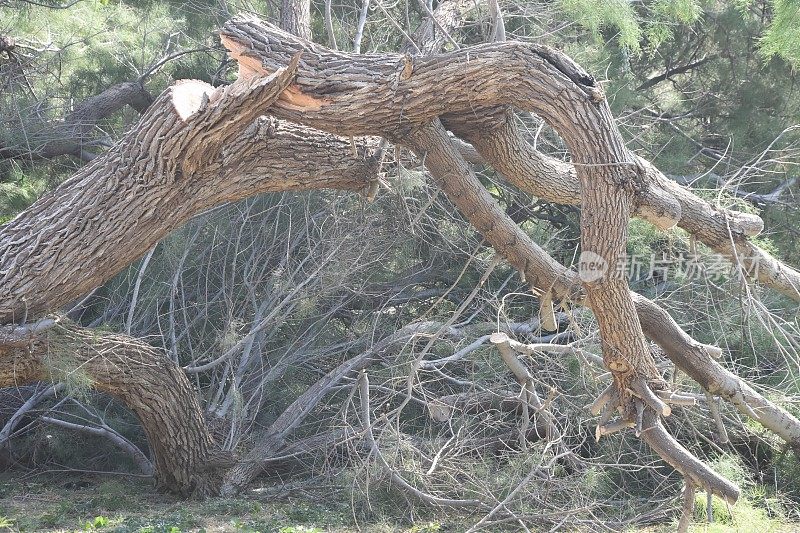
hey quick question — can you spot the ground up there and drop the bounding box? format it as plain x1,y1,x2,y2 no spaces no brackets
0,473,452,533
0,473,797,532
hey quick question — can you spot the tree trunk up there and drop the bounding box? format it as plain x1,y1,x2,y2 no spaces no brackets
215,23,724,491
405,118,739,501
448,110,798,300
0,322,226,496
0,15,797,504
220,17,799,301
0,52,377,495
0,60,379,324
280,0,312,41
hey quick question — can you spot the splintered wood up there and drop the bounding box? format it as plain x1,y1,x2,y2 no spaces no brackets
220,34,330,111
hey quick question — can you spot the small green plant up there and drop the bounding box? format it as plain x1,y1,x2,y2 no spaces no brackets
83,515,109,530
0,516,14,530
40,500,81,528
283,503,327,524
687,455,792,531
230,519,263,532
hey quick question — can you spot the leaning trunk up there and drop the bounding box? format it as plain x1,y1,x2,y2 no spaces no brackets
0,322,226,496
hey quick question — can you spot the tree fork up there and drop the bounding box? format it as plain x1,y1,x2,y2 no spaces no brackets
219,17,799,301
404,118,739,502
0,15,797,501
445,111,797,300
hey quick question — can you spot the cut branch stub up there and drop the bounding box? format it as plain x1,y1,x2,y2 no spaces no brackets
489,332,529,383
657,390,700,406
538,290,558,332
587,382,615,416
489,331,574,462
171,80,215,121
595,419,635,440
630,379,672,417
171,52,301,176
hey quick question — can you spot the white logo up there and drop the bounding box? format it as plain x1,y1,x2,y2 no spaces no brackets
579,251,607,283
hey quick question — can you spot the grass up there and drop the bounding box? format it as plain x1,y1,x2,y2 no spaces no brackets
0,470,798,532
0,474,455,533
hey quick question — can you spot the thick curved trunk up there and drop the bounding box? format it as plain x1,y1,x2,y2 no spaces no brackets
0,62,378,324
219,18,710,492
0,322,225,496
222,23,664,399
220,18,799,301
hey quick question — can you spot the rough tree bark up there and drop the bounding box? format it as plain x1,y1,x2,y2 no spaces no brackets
0,58,379,324
219,17,800,300
0,321,226,496
392,0,798,299
279,0,312,41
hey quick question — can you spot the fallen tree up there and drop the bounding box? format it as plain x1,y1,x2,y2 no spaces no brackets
0,11,797,524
